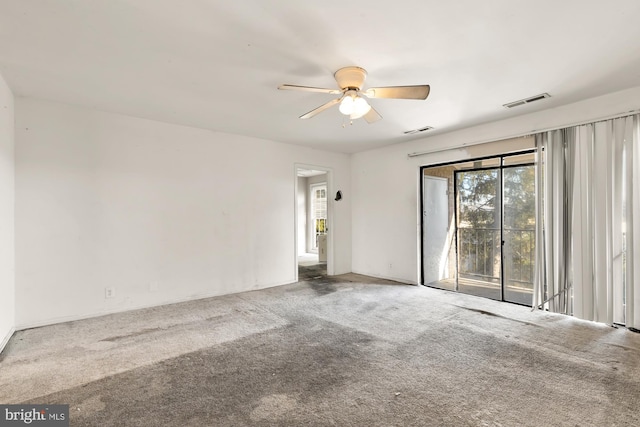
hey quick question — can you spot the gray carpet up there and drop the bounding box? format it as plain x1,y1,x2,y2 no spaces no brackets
2,273,640,426
298,263,328,281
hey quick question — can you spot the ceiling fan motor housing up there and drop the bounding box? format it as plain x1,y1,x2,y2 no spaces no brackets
334,66,367,90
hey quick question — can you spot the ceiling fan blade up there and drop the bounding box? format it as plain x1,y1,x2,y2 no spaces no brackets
299,98,341,119
364,85,430,100
278,84,342,95
362,106,382,124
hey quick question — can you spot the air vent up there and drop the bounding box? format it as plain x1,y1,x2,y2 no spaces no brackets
404,126,434,135
503,93,551,109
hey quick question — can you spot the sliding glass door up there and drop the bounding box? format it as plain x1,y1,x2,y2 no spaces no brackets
422,152,535,306
502,164,536,305
456,168,502,300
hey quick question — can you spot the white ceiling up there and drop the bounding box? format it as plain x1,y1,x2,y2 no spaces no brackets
1,1,640,154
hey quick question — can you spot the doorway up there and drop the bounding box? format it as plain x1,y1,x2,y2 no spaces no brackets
309,182,327,257
295,167,329,281
421,151,536,306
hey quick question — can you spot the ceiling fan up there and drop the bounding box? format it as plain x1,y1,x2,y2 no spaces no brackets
278,66,430,123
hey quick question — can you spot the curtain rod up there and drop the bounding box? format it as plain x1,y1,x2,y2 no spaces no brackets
407,108,640,159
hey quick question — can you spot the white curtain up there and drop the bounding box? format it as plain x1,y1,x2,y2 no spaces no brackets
533,129,573,314
629,115,640,330
534,114,640,329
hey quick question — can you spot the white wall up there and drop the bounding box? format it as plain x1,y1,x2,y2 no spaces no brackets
351,85,640,284
0,73,15,353
15,98,351,328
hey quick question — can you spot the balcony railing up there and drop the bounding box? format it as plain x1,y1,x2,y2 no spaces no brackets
457,227,535,289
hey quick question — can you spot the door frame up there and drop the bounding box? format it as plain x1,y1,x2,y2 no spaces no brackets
294,163,334,282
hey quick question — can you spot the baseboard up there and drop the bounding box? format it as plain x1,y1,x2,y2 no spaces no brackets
16,278,296,331
0,327,15,355
350,270,418,286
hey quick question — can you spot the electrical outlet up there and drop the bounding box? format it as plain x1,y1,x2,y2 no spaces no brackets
105,287,115,299
149,282,158,292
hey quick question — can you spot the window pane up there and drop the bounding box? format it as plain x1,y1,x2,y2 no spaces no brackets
502,166,535,305
456,169,501,300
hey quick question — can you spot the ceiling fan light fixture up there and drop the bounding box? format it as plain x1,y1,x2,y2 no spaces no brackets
351,96,371,118
339,95,355,115
339,92,371,119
